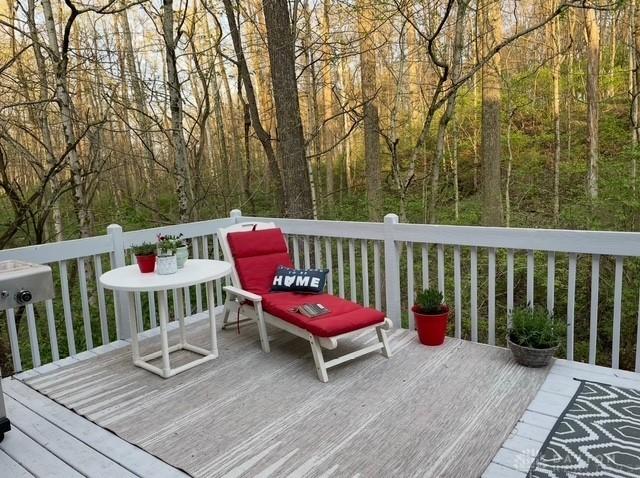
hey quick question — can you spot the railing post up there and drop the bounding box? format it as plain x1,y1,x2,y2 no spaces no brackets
384,213,402,328
230,209,242,223
107,224,130,340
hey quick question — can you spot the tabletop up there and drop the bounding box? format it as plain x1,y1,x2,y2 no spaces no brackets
100,259,232,292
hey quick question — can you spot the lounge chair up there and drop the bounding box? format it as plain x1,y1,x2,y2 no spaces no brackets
217,222,392,382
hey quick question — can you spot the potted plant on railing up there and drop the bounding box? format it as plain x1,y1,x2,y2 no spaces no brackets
162,233,188,269
412,288,449,346
508,306,561,367
132,242,156,273
156,235,178,275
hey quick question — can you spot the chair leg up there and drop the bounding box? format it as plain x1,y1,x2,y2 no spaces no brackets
377,326,392,358
255,303,271,353
309,335,328,382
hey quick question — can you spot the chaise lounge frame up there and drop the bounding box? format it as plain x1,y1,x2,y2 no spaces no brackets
217,221,392,382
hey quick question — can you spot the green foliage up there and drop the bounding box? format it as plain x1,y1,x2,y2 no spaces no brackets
508,306,562,350
131,242,156,256
157,233,181,255
415,288,445,314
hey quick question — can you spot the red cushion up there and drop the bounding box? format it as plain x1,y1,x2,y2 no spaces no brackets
228,228,293,295
227,228,288,258
261,292,385,337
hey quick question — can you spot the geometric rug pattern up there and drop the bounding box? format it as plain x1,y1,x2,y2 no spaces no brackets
529,380,640,477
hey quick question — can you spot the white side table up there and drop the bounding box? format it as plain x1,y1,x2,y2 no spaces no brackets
100,259,231,378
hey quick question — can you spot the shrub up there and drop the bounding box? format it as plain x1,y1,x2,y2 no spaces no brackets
509,306,562,349
415,288,445,314
132,242,156,256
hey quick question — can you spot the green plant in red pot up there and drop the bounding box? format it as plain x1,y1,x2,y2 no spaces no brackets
132,242,156,273
412,288,449,346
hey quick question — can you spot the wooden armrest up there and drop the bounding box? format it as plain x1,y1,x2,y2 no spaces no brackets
223,285,262,302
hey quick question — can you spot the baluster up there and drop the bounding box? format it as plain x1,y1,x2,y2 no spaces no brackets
635,293,640,372
93,255,109,345
292,236,300,269
213,239,223,305
526,250,534,307
59,260,76,355
148,292,157,328
612,256,624,369
193,237,203,313
337,239,345,298
314,237,322,268
26,304,40,367
303,237,311,268
488,248,496,346
406,242,414,329
470,246,478,342
421,244,429,290
6,309,21,372
77,257,93,349
361,240,370,308
324,238,333,295
506,250,514,323
45,299,59,361
130,253,144,331
437,244,445,295
566,253,577,361
546,252,556,314
589,254,600,364
453,246,462,339
349,239,357,302
374,241,381,310
172,289,180,322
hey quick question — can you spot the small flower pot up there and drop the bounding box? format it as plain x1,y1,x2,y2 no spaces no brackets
412,305,449,346
156,254,178,275
135,254,156,273
507,338,558,367
176,246,189,269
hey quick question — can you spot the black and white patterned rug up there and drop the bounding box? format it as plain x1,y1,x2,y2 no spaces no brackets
529,380,640,477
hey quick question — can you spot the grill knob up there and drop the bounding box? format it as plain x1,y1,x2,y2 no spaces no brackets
16,289,32,304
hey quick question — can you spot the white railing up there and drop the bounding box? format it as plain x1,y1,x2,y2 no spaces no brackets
3,209,640,374
0,216,236,372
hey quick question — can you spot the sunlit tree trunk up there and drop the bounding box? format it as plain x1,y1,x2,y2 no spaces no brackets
262,0,314,218
358,1,383,221
583,7,600,200
480,0,504,226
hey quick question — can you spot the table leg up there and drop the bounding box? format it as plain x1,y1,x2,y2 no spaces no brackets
158,290,171,377
127,292,140,362
206,281,218,357
177,288,186,346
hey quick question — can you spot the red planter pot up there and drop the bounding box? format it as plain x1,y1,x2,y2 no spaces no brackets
412,305,449,346
136,254,156,273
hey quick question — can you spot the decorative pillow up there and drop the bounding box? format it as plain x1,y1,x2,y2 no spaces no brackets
271,266,329,294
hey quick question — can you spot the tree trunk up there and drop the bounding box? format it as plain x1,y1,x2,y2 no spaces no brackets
262,0,314,218
322,0,335,211
222,0,285,213
551,12,562,224
163,0,194,222
429,0,468,223
631,0,640,191
480,0,504,226
583,7,600,200
358,2,383,221
42,0,91,237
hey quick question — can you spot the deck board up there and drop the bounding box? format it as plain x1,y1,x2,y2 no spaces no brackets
2,379,187,477
485,359,640,476
20,319,549,478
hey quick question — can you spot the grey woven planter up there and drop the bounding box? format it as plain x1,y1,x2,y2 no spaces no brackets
507,338,558,368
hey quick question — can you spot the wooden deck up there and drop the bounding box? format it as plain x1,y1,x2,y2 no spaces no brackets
4,314,638,477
